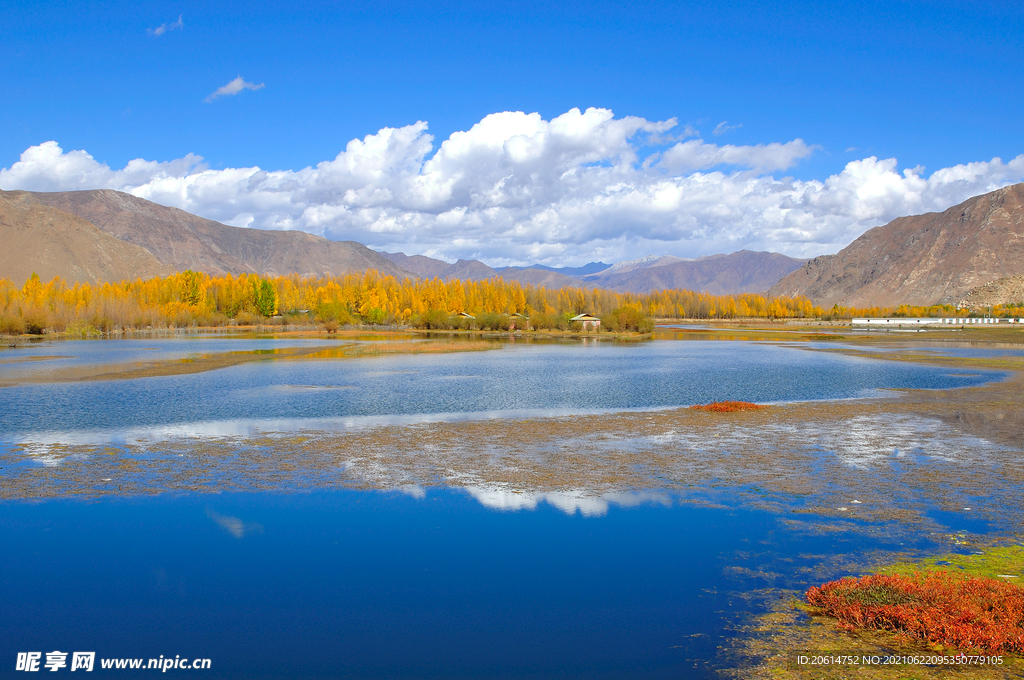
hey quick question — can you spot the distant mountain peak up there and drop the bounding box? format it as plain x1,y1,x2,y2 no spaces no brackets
609,254,663,271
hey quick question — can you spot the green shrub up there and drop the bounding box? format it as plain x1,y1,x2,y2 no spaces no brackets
362,307,387,325
475,312,511,331
64,321,102,338
601,307,654,333
412,309,455,329
314,301,354,326
529,313,556,330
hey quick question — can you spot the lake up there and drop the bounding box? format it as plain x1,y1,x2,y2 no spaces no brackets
1,488,931,679
0,337,998,440
0,335,1014,678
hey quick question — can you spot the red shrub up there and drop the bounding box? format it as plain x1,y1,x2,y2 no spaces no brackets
806,572,1024,653
689,401,767,413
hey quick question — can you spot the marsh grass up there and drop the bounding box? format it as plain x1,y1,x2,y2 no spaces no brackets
879,545,1024,581
807,571,1024,653
723,545,1024,679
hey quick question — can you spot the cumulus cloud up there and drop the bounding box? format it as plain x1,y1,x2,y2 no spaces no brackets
148,15,183,37
2,106,1023,264
205,76,265,103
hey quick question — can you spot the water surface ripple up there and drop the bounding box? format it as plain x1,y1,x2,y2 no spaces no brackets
0,339,1001,441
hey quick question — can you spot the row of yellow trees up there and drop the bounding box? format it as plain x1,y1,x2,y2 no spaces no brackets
0,271,827,333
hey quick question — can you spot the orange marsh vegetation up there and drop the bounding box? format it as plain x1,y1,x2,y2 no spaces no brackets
806,572,1024,654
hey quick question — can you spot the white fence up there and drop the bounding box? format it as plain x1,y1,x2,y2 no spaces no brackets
852,317,1022,327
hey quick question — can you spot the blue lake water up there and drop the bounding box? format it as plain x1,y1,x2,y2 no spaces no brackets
0,338,1002,440
0,488,924,680
0,336,1012,677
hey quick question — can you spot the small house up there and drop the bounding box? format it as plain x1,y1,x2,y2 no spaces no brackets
570,313,601,331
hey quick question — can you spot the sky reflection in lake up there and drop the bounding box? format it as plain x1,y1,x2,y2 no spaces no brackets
0,339,1001,443
0,488,924,680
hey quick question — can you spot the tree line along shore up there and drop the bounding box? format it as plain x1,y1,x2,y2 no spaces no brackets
1,270,1022,337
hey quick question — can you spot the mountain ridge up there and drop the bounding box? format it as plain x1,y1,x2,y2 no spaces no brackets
768,183,1024,307
380,249,805,295
8,189,409,281
583,251,806,294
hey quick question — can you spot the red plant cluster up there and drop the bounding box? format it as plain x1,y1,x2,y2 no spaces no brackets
806,572,1024,653
689,401,767,412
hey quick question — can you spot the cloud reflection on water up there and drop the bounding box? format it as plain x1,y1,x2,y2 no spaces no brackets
3,407,678,453
463,486,672,516
206,510,263,539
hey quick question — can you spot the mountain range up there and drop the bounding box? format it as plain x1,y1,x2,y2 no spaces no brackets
580,252,806,294
2,184,1023,307
378,250,805,294
1,189,406,281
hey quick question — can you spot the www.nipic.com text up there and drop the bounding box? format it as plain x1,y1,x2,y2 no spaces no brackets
15,652,211,672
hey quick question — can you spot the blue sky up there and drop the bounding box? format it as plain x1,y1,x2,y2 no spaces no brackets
2,0,1023,265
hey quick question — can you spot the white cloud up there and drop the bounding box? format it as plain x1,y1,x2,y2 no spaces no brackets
2,106,1023,264
148,15,183,37
205,76,265,103
659,138,815,172
713,120,742,136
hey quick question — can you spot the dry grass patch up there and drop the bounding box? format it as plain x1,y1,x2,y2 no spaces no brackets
689,400,768,412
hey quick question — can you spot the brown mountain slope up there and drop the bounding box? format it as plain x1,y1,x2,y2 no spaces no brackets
381,248,798,293
585,251,805,295
768,183,1024,307
955,275,1024,310
497,268,597,289
378,252,450,279
379,253,499,282
0,192,169,285
13,189,409,279
441,259,499,282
